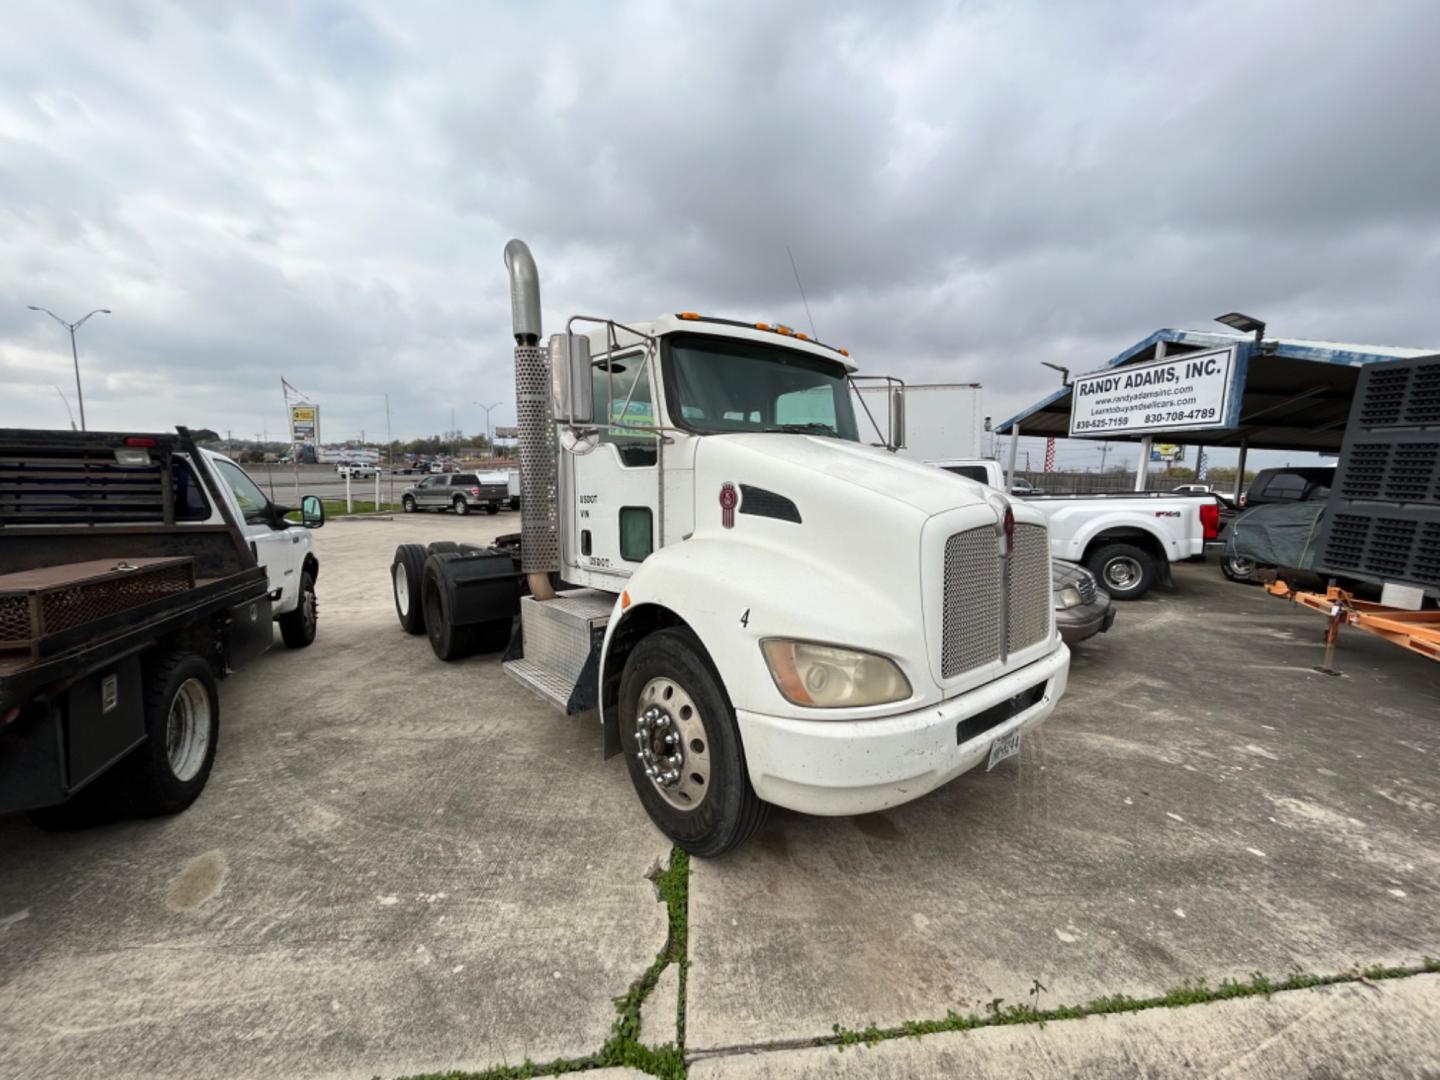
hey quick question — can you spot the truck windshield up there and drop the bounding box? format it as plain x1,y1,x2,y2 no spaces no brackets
664,334,860,440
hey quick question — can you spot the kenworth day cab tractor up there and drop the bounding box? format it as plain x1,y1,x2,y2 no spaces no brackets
388,240,1070,856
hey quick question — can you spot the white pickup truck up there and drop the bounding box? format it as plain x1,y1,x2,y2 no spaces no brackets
928,459,1219,600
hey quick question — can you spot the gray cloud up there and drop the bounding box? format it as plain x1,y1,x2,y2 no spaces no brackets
2,0,1437,467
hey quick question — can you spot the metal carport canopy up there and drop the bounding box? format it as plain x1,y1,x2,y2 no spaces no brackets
995,329,1438,453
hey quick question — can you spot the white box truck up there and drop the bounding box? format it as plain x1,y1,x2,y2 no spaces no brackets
388,243,1070,856
855,382,983,461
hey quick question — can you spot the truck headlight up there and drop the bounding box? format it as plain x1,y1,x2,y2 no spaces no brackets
760,640,912,708
1057,585,1084,609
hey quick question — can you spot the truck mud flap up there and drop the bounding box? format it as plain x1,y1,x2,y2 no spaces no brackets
225,594,274,673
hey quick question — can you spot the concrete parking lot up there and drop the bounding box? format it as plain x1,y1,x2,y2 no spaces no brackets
2,515,1437,1079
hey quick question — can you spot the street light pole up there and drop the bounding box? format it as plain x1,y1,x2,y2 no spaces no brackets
28,306,111,431
473,400,503,458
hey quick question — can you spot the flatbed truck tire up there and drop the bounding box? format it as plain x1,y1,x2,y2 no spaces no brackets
618,628,769,857
1086,542,1156,601
392,544,429,634
279,571,318,648
115,652,221,817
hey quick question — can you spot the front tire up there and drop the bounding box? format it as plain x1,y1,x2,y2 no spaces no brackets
1221,554,1262,584
402,495,416,513
278,571,318,648
1086,542,1156,601
618,628,769,857
453,496,470,516
113,653,220,817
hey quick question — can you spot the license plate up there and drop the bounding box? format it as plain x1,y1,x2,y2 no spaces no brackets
987,730,1022,770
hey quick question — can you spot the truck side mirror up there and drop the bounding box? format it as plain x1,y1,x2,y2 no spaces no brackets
549,332,594,424
301,494,325,529
889,386,906,451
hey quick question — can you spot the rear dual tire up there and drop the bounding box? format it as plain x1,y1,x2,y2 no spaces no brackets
392,544,428,634
1086,543,1156,601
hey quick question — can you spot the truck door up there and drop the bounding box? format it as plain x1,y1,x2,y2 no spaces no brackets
568,347,660,583
209,456,300,606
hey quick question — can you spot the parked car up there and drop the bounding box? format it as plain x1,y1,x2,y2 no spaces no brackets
1053,561,1114,643
1220,467,1335,582
1172,483,1212,494
336,461,378,479
1239,465,1334,509
401,472,509,515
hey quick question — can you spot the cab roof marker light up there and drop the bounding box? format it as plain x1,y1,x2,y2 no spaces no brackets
754,323,772,331
678,312,701,320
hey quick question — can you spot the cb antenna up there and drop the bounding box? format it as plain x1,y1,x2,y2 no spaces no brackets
786,245,818,340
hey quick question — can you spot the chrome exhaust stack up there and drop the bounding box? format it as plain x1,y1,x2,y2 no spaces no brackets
504,239,557,600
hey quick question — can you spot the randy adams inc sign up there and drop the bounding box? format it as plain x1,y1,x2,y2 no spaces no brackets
1069,346,1239,437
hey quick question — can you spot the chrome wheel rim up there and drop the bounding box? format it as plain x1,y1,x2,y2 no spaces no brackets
1229,556,1256,576
635,677,710,812
166,678,211,782
395,563,409,615
1104,556,1141,591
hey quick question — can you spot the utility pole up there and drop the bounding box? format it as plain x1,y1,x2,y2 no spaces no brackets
385,393,394,509
1099,441,1110,472
27,306,111,431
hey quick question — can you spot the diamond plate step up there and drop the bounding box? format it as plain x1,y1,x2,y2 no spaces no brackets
504,657,575,711
502,588,615,715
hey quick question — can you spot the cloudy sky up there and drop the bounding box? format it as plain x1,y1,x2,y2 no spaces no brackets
3,0,1438,470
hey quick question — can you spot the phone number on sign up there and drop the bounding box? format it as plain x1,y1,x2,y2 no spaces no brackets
1143,407,1216,424
1073,417,1130,431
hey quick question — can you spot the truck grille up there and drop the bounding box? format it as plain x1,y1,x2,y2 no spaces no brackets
941,523,1051,678
1007,525,1052,654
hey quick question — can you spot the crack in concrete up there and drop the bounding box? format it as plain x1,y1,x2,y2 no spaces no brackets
681,958,1440,1067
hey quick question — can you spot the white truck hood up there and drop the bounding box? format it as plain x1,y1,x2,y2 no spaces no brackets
699,433,1034,521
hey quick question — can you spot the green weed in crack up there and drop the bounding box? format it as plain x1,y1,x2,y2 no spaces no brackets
822,959,1438,1057
392,847,691,1080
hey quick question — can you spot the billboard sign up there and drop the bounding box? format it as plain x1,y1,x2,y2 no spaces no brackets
289,404,319,453
493,425,519,440
1069,346,1239,438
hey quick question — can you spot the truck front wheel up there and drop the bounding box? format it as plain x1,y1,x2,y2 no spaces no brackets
1086,543,1156,601
618,629,769,857
116,653,221,817
278,571,318,648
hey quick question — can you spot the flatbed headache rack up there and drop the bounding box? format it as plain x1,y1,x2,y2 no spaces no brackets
1265,580,1440,667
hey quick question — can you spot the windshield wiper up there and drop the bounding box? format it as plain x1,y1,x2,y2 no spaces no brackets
761,423,836,435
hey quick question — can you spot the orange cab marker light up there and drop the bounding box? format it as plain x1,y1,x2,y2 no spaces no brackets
678,312,701,320
621,590,632,610
754,323,771,331
795,332,809,341
775,325,793,336
838,347,850,357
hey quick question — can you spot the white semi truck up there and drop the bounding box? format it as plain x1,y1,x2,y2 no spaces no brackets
389,241,1070,856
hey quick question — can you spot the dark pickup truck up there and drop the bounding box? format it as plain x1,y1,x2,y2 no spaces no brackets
0,427,319,827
